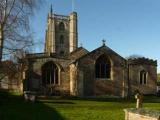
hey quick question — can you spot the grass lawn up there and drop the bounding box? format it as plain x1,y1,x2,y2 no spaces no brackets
0,91,160,120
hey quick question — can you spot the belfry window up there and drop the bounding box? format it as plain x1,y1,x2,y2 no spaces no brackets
139,70,147,85
95,55,111,79
59,22,65,31
42,61,59,85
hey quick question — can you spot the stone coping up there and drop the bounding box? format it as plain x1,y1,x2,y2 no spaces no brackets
124,108,160,118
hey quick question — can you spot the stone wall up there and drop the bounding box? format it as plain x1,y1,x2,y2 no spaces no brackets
26,56,71,96
24,47,158,97
69,64,77,96
128,58,157,95
124,108,160,120
0,77,22,92
0,61,23,92
77,45,128,97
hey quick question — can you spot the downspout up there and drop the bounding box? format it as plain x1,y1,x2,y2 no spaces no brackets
127,60,131,97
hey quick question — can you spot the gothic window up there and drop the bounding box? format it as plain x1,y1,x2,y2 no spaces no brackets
42,61,59,86
95,55,111,79
60,35,64,44
59,22,65,31
139,70,147,85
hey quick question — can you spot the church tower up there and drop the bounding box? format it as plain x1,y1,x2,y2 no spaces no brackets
44,5,78,56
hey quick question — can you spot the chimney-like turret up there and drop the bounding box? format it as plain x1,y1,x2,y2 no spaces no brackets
69,12,78,52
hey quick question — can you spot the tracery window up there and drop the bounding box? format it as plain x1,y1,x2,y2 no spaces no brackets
95,55,111,79
42,61,59,85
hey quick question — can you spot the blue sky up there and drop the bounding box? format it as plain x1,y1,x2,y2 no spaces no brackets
30,0,160,72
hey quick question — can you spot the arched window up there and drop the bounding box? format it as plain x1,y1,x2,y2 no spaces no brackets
60,35,64,44
95,55,111,79
59,22,65,31
42,61,59,86
140,70,147,85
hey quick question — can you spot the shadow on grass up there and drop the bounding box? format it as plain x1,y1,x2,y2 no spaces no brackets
62,96,135,103
41,101,74,104
48,95,160,104
0,90,65,120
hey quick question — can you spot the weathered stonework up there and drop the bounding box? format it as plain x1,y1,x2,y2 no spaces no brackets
24,54,72,96
124,108,160,120
45,9,77,55
128,58,157,95
21,8,157,97
75,46,128,96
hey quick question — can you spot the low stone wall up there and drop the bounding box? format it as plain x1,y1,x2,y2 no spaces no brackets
124,108,160,120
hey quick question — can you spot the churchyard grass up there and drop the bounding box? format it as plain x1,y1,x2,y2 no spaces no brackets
0,91,160,120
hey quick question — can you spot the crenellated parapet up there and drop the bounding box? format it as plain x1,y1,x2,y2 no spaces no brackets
128,57,157,66
44,5,78,56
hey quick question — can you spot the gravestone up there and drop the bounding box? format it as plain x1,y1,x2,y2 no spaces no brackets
135,92,143,108
24,91,36,102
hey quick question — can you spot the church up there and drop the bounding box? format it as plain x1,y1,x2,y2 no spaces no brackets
23,7,157,97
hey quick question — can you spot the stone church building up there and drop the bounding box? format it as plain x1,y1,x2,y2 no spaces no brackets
24,8,157,97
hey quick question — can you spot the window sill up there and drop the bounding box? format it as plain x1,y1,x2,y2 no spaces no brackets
46,84,60,87
139,84,147,86
95,78,112,81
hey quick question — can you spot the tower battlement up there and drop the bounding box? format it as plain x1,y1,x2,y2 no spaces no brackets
44,8,78,56
128,57,157,66
54,14,69,20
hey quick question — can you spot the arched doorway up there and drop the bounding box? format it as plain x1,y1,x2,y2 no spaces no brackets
41,61,59,86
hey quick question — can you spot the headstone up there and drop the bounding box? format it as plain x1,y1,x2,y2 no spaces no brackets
29,94,36,102
24,91,36,102
24,91,29,101
135,92,143,108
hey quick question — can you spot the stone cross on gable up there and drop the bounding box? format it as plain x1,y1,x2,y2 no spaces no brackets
102,39,106,46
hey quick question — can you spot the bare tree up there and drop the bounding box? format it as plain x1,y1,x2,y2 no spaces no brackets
0,48,29,91
0,0,42,62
